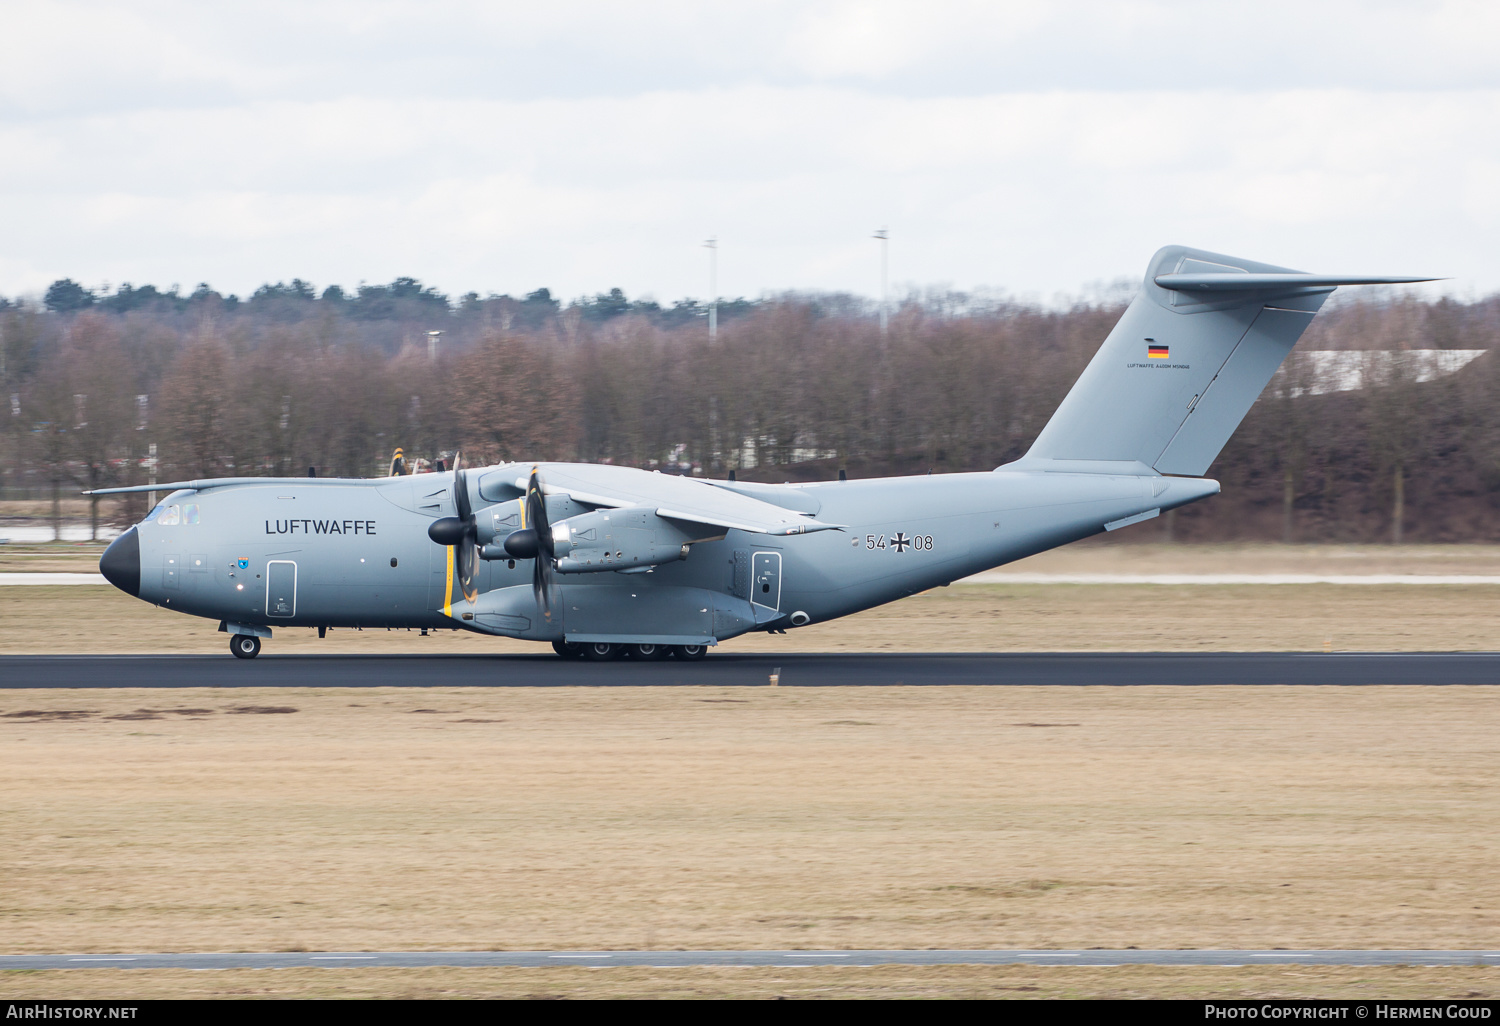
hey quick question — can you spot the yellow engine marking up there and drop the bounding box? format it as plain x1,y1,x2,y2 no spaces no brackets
443,545,454,619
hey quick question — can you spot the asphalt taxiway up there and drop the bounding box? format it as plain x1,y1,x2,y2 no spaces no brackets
3,652,1500,688
4,949,1498,970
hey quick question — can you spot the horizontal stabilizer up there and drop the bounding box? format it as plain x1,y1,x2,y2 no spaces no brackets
1156,273,1441,292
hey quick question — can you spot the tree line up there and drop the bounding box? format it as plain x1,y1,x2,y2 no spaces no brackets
4,277,1500,543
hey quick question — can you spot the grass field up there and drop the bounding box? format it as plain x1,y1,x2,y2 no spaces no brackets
3,684,1499,998
2,686,1497,956
4,965,1498,1000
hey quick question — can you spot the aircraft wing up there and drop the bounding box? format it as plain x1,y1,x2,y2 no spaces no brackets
497,463,843,536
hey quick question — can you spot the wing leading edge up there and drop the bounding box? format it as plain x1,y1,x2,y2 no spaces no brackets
483,463,844,537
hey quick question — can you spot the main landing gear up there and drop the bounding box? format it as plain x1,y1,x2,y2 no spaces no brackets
551,640,708,661
229,634,262,659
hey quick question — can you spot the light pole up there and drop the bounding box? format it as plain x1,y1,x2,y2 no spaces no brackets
146,442,157,510
704,237,718,340
427,330,442,362
873,228,889,336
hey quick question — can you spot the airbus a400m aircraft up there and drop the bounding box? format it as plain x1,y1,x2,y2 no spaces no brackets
92,246,1434,660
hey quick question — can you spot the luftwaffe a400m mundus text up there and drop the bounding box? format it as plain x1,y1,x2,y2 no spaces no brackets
92,246,1436,660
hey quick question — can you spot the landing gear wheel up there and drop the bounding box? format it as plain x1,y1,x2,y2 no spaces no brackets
552,640,585,660
629,643,668,661
584,642,624,661
672,644,708,661
230,634,261,660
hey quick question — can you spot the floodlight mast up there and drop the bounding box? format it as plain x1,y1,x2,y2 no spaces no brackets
146,442,157,509
873,228,889,336
704,237,718,339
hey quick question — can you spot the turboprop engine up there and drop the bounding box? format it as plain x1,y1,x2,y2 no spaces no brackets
548,507,702,574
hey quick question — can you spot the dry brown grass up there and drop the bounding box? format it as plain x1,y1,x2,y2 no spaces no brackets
3,965,1499,1000
0,544,109,574
2,685,1499,959
4,580,1500,654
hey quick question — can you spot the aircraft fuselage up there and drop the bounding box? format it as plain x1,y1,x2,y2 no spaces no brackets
103,465,1217,646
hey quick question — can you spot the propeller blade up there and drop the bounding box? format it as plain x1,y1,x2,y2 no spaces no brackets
452,451,472,522
526,466,550,552
533,554,557,619
457,538,478,603
526,466,558,619
451,451,479,603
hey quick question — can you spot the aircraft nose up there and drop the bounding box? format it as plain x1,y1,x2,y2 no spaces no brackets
99,526,141,597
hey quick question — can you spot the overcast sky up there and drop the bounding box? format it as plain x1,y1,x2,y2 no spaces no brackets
1,1,1496,303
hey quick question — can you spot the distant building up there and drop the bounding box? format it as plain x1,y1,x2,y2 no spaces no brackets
1274,350,1487,397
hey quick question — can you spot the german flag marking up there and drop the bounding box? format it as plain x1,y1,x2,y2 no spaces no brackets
1147,344,1170,359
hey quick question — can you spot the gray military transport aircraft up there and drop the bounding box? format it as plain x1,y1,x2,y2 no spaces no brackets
91,246,1435,660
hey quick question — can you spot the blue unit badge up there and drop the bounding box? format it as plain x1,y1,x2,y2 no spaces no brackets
237,559,250,569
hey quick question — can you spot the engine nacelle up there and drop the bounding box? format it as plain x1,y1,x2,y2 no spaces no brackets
550,507,695,574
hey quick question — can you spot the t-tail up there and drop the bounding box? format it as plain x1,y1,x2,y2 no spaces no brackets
1015,244,1438,476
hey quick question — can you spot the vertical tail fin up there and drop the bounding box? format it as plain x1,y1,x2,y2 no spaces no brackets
1021,245,1435,477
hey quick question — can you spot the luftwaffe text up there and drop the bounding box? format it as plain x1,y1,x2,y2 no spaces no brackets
265,519,376,535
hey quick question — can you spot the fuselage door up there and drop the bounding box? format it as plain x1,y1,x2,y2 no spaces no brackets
752,551,781,611
266,560,297,618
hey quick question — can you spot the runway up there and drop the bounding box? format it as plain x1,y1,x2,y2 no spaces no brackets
5,949,1499,970
3,651,1500,688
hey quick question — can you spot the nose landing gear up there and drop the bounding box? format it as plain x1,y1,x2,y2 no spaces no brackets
230,634,262,659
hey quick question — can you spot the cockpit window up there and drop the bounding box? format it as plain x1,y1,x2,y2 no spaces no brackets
144,501,202,525
144,501,201,526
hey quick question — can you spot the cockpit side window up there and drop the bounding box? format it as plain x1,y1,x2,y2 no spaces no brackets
144,500,201,527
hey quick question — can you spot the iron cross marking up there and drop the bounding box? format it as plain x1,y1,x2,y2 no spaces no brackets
891,532,910,553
